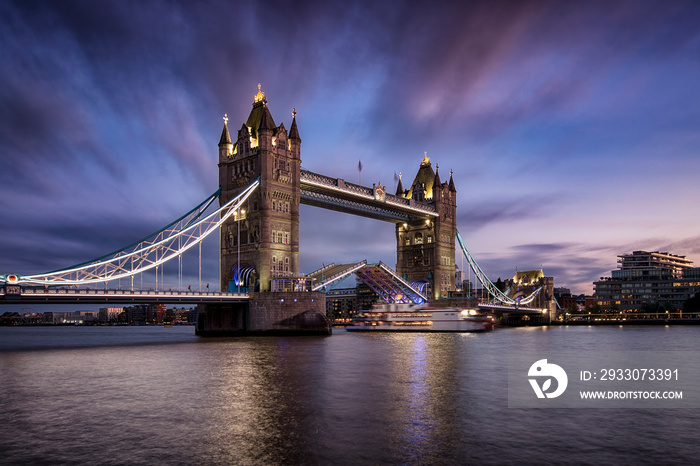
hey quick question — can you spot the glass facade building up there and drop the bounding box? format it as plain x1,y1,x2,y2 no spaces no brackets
594,251,700,311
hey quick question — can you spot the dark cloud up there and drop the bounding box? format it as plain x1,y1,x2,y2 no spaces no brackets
359,0,700,153
653,236,700,258
510,243,578,254
456,194,560,231
0,211,169,274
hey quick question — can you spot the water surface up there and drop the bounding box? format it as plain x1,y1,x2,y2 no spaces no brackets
1,325,698,464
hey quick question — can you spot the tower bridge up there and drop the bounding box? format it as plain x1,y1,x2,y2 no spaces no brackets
1,84,556,333
217,85,458,304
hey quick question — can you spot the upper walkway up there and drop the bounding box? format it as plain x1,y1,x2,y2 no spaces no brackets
300,169,437,222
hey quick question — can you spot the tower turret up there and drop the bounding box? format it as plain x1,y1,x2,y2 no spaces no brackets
288,108,301,158
218,114,233,162
395,153,457,301
395,172,404,196
218,84,301,292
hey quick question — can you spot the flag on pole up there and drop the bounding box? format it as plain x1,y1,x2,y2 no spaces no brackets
394,171,398,192
358,160,362,185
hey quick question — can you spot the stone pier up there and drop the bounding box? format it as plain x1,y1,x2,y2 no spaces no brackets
195,291,330,336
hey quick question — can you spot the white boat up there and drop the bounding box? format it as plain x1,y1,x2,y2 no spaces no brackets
346,303,495,332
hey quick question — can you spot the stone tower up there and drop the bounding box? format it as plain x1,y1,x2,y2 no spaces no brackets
218,84,301,292
395,153,457,301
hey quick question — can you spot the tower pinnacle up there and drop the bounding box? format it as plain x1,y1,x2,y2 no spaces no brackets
254,83,266,103
219,113,232,145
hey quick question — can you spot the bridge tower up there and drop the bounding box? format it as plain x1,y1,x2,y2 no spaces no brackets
218,84,301,292
395,153,457,301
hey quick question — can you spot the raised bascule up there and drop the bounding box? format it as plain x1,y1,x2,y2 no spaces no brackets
0,84,557,333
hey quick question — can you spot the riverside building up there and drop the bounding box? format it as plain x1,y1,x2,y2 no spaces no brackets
594,251,700,311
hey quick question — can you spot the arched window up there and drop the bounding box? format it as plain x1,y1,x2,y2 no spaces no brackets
414,232,423,245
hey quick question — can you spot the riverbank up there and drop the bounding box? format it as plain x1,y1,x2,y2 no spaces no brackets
554,318,700,326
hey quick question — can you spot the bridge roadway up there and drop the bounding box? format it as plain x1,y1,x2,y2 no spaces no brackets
0,288,249,305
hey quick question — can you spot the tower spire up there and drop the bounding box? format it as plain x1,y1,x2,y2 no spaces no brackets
219,113,232,145
395,171,404,196
289,107,300,140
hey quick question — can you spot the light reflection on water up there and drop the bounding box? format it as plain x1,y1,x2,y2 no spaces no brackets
1,325,699,465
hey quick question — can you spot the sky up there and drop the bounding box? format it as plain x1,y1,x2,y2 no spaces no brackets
1,0,699,296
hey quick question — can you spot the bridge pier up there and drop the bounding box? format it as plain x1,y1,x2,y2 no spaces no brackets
500,312,552,326
195,302,248,336
196,291,330,336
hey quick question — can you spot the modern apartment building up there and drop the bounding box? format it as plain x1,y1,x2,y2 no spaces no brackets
594,251,700,311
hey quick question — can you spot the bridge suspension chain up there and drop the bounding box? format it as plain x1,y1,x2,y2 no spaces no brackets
456,230,542,306
3,178,260,286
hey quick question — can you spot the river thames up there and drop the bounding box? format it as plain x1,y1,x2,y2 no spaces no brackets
1,325,698,465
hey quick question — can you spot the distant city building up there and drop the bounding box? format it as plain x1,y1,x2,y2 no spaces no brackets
169,306,195,323
326,281,379,321
453,266,475,294
356,282,379,312
64,311,97,324
125,305,148,324
455,267,463,288
594,250,700,311
583,296,597,309
326,288,356,321
148,304,166,323
99,307,123,323
554,287,577,311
